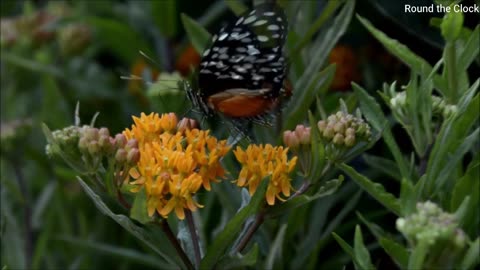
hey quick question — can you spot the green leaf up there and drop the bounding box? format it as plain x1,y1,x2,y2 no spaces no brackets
152,0,177,38
284,64,336,130
337,163,401,216
265,224,287,270
59,236,166,269
267,177,344,217
451,157,479,236
32,181,57,229
433,128,479,194
461,238,480,270
86,17,153,63
354,225,375,270
353,83,410,180
216,244,259,269
290,0,344,55
130,188,153,224
356,212,386,239
225,0,248,16
308,111,326,181
440,7,464,42
356,15,446,95
408,240,430,270
200,180,268,269
295,0,354,94
41,75,70,127
399,178,417,216
362,154,401,182
458,26,480,72
77,178,181,269
181,13,211,54
378,237,409,269
426,92,479,194
332,232,364,269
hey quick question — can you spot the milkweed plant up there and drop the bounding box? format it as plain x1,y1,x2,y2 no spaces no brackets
38,1,478,270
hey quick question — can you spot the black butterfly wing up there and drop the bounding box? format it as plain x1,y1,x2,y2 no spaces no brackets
198,4,288,99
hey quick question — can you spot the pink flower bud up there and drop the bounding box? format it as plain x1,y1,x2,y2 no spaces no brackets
114,134,127,148
332,133,344,145
177,117,198,133
115,149,127,163
127,148,140,165
283,130,299,148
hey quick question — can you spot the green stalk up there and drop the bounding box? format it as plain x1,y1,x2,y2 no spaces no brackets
445,42,458,103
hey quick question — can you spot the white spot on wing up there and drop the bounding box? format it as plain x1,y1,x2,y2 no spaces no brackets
243,16,257,24
264,11,275,16
253,20,267,26
257,35,269,42
267,25,279,31
218,33,228,41
203,49,210,56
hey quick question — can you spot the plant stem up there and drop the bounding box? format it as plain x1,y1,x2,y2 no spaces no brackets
234,211,265,253
445,42,458,103
185,209,201,268
11,158,32,269
158,220,195,270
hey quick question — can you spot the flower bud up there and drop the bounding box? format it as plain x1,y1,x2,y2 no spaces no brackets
345,127,355,136
127,148,140,165
78,137,89,152
294,125,310,144
98,127,110,137
84,127,99,141
333,122,345,134
283,130,299,148
114,134,127,148
177,117,198,133
345,135,356,147
125,139,139,151
317,120,327,132
332,133,344,145
323,125,335,139
299,127,311,144
115,149,127,163
87,141,100,155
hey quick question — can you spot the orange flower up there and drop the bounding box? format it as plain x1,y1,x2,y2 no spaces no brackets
124,112,230,219
328,45,360,91
234,144,297,205
175,44,201,77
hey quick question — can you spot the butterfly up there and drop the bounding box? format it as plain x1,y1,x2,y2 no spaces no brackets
184,3,289,129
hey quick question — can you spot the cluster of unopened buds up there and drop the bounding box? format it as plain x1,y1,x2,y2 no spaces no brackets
78,126,140,167
283,124,311,148
390,92,457,118
396,201,467,248
317,111,371,148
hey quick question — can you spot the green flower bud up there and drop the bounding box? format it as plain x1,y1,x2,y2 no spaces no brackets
323,125,335,139
87,141,100,155
345,135,355,147
333,122,345,134
78,137,89,152
317,120,327,132
332,133,344,145
98,127,110,137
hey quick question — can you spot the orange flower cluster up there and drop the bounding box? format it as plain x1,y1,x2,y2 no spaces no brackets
234,144,297,205
124,113,230,219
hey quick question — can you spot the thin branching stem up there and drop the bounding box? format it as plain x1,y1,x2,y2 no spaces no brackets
157,219,195,270
234,210,265,253
185,209,201,268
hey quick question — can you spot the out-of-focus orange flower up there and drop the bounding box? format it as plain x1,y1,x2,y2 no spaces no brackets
128,58,160,91
175,44,201,77
328,45,360,91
